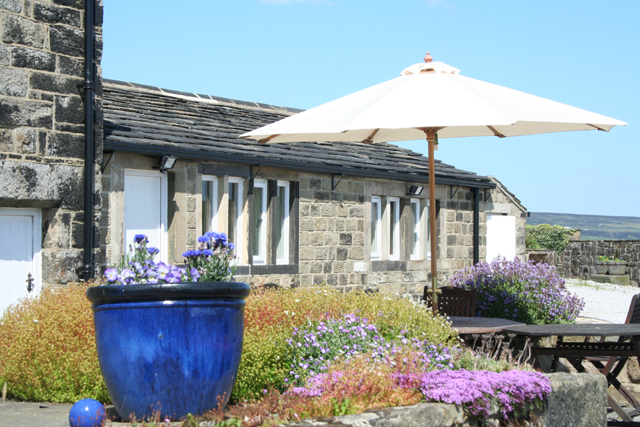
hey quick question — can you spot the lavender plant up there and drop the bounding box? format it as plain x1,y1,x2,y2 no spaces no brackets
104,232,236,285
449,258,584,324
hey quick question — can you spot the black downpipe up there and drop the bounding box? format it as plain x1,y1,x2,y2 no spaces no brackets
82,0,95,281
472,188,480,265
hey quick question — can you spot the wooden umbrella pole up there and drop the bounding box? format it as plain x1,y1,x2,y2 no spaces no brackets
420,127,442,313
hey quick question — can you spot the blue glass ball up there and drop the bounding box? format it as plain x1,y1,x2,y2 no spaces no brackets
69,399,106,427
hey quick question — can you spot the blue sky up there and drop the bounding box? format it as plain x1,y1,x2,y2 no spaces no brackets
102,0,639,217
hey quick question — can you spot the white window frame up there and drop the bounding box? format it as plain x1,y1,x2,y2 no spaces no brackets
202,175,218,235
276,180,290,265
370,196,382,261
252,179,268,265
388,197,400,261
410,198,421,260
124,169,168,263
228,177,244,264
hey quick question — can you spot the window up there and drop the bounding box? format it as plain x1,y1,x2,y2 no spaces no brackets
370,196,381,260
275,181,290,264
252,179,267,265
124,169,168,263
410,198,420,260
228,177,244,263
388,197,400,261
202,175,218,235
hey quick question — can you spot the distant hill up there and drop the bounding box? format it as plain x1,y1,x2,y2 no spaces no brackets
528,212,640,241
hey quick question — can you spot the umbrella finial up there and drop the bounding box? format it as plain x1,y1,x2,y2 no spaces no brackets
424,52,433,63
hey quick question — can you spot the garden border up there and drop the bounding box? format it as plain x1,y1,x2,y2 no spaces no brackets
280,373,607,427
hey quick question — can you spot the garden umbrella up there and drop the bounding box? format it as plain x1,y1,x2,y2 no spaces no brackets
239,53,626,308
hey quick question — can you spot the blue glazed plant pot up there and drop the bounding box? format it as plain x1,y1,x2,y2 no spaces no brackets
86,282,250,421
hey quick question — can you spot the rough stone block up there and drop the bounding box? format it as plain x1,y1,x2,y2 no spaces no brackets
0,67,28,97
52,0,84,9
0,0,22,12
10,46,56,71
49,24,83,57
2,14,45,48
540,373,607,427
42,249,82,284
313,218,327,231
0,98,52,128
0,45,10,65
15,128,36,154
34,2,81,26
339,233,352,246
348,247,364,260
0,129,12,151
31,72,82,95
0,161,83,209
589,274,630,286
349,205,364,218
309,262,322,274
336,247,348,261
54,95,83,124
57,55,83,77
47,131,83,158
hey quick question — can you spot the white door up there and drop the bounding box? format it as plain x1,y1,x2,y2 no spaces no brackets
486,214,516,261
0,208,41,315
124,170,167,263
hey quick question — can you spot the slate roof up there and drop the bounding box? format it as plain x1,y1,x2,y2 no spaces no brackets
102,79,494,188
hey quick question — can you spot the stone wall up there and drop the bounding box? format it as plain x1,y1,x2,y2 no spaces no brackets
0,0,103,286
103,157,512,295
558,240,640,285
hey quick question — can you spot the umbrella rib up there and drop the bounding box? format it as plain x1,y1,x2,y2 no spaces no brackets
587,124,607,132
487,125,506,138
257,134,280,144
361,129,380,144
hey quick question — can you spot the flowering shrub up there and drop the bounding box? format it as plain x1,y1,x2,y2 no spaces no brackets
450,258,584,324
231,286,456,402
218,352,551,426
0,283,109,403
104,232,235,285
285,314,453,386
419,369,551,418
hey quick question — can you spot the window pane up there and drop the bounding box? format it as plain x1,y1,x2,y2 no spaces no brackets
390,200,397,256
253,186,264,257
228,182,238,251
202,180,217,235
410,202,419,256
371,201,379,253
275,186,286,260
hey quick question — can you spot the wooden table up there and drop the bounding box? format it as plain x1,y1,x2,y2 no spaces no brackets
505,323,640,421
448,316,525,335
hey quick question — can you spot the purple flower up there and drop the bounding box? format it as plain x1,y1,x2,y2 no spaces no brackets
165,272,181,283
134,234,147,244
147,247,159,255
104,268,118,282
190,268,200,281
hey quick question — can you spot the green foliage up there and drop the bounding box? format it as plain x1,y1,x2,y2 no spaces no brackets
525,224,577,252
0,283,109,403
597,255,610,261
231,286,456,403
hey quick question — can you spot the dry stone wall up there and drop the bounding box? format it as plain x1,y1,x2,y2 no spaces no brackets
558,240,640,285
0,0,103,285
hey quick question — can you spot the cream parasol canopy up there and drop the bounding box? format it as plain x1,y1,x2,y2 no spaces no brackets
240,52,626,308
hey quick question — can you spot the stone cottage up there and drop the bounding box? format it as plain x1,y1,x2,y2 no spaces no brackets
0,0,526,314
99,80,526,293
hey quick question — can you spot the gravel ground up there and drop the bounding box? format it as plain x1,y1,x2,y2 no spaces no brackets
565,278,639,323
